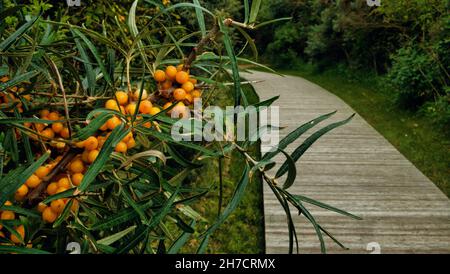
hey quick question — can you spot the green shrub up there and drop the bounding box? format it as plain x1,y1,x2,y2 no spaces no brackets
387,45,442,109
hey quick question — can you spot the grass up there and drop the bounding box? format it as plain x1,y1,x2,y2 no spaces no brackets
181,81,265,254
278,65,450,197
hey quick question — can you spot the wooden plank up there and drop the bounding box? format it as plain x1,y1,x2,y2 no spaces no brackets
243,71,450,254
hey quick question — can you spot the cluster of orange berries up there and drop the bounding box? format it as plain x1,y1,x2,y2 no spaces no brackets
12,154,78,225
25,109,71,149
0,201,27,245
0,76,32,113
153,65,202,118
102,90,160,133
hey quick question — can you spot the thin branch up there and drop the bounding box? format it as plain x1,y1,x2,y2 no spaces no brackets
46,58,73,138
25,148,83,208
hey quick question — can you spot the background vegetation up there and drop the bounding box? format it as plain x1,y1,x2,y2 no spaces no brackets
253,0,449,196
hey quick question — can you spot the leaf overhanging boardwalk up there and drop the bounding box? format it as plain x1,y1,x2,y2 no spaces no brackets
243,70,450,254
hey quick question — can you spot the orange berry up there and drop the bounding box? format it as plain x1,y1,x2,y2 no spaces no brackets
177,64,186,72
132,89,148,101
47,112,60,121
173,88,186,101
182,81,194,93
71,173,84,187
165,65,177,80
189,78,198,85
126,103,137,115
161,80,172,90
139,100,153,114
143,121,152,128
16,184,29,197
0,231,4,238
88,150,99,163
51,122,64,134
56,186,69,194
34,123,45,132
154,69,166,82
175,71,189,84
25,174,41,188
105,99,120,111
58,177,71,189
56,141,66,149
191,89,201,98
185,93,193,104
1,211,15,220
42,207,57,223
122,132,133,142
81,150,90,163
84,136,98,151
163,102,173,111
99,122,108,131
70,199,79,213
4,201,12,206
149,107,161,116
35,166,50,179
172,102,189,119
10,225,25,244
75,141,85,148
126,138,136,149
69,159,85,173
97,136,107,148
60,127,70,139
37,203,47,213
40,109,50,118
107,116,121,130
46,182,59,195
41,128,55,139
115,142,128,153
115,91,129,105
23,94,32,101
50,199,65,214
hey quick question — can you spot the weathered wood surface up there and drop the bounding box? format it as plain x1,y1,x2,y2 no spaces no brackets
242,71,450,254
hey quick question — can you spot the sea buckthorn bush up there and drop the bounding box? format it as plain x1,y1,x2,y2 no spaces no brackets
0,1,358,254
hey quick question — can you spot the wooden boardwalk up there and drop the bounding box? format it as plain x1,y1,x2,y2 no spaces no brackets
243,71,450,254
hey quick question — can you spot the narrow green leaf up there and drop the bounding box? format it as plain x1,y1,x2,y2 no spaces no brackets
0,70,39,92
74,37,95,96
262,111,337,161
249,0,262,23
71,28,112,85
0,245,51,254
278,149,297,190
201,164,249,239
218,19,247,107
276,114,355,177
193,0,206,37
122,188,148,224
73,112,114,140
236,26,258,61
90,201,153,231
53,199,74,228
0,15,40,51
254,17,292,29
42,188,75,204
116,226,149,254
244,0,250,24
168,220,196,254
293,194,362,220
0,205,40,218
78,124,129,192
97,225,137,246
0,151,50,207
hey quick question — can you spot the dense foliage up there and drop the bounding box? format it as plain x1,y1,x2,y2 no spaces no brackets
0,0,360,254
256,0,449,132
